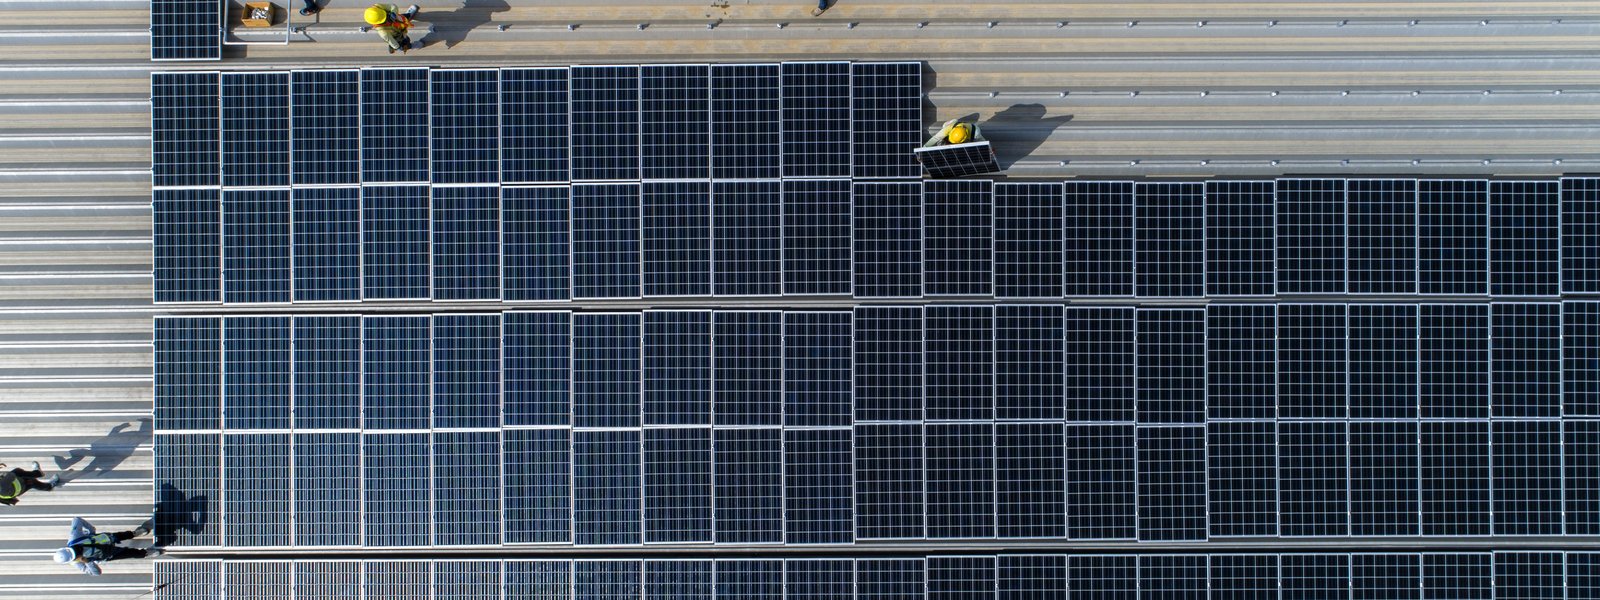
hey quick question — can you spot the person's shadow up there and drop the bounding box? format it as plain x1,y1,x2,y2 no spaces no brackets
54,418,151,484
420,0,511,49
152,483,210,549
983,104,1073,170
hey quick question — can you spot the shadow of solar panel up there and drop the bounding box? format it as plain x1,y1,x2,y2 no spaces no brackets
713,312,782,427
781,62,851,178
222,316,290,429
222,189,291,303
222,433,290,547
573,431,642,546
1278,421,1349,537
926,423,995,540
431,186,501,300
503,312,571,427
290,70,359,186
151,0,220,60
155,316,221,431
502,186,571,301
645,560,710,600
501,68,570,184
1135,182,1205,298
574,313,642,428
995,182,1064,298
715,560,782,600
154,432,220,548
1419,179,1488,294
220,72,288,187
570,66,640,181
997,423,1065,539
433,314,501,428
644,311,711,426
1349,179,1418,294
1276,179,1346,294
362,185,430,300
784,428,853,544
915,142,999,179
1421,422,1489,536
154,188,221,303
1063,181,1134,296
1136,426,1208,541
853,423,924,540
713,181,782,296
1490,181,1560,296
711,64,781,179
292,432,360,546
924,180,993,295
1206,180,1275,296
572,183,642,299
430,69,500,185
643,427,711,543
782,179,852,295
362,433,432,547
360,68,429,183
362,315,431,430
852,182,922,298
851,62,922,179
643,181,711,297
434,431,502,546
291,187,360,302
503,428,572,544
642,64,710,180
292,316,360,429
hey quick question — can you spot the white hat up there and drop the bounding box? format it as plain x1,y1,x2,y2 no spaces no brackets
52,548,74,563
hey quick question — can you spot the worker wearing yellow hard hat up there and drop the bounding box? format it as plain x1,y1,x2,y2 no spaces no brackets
365,4,420,54
924,117,984,147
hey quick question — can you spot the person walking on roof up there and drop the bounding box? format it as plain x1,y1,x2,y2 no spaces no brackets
54,517,159,576
0,462,60,506
813,1,830,16
366,4,420,54
924,117,984,147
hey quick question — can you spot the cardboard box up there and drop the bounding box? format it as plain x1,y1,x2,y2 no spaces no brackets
242,1,276,27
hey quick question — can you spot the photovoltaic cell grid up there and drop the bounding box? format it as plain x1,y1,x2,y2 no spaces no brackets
152,72,220,188
643,181,711,297
360,68,430,184
151,0,220,61
923,180,993,296
431,186,501,300
429,69,500,185
1135,182,1205,298
783,179,852,295
713,181,782,296
289,70,360,186
154,188,222,303
222,189,291,303
915,142,1000,179
500,68,569,184
851,62,922,179
640,65,710,180
994,183,1063,298
781,62,851,178
1205,181,1274,296
712,64,781,179
1277,179,1346,294
291,187,360,302
221,72,290,188
570,66,640,182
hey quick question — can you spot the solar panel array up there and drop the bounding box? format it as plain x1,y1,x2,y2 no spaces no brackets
157,552,1600,600
156,174,1600,303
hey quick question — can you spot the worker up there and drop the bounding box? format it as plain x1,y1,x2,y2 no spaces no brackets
54,517,160,576
365,4,421,54
0,462,60,506
924,117,984,147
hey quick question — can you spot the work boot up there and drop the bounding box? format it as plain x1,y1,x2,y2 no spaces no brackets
388,46,396,54
133,523,151,538
26,462,39,472
403,4,418,16
45,474,59,488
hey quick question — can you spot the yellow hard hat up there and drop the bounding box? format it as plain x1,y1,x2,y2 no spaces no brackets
948,123,971,144
364,5,389,25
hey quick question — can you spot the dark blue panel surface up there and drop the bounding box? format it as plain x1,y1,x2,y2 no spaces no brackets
784,428,853,544
641,64,710,180
154,317,220,431
1420,304,1489,419
431,186,501,300
291,187,360,302
1135,182,1205,297
713,312,782,426
1352,554,1420,600
924,180,993,296
362,432,431,547
433,430,501,545
1206,180,1275,296
570,66,639,181
572,183,642,299
503,428,572,544
1490,180,1560,296
1279,421,1349,537
784,312,852,427
787,559,853,600
713,428,783,544
573,313,641,428
221,72,289,187
292,316,359,429
1494,552,1564,600
996,423,1065,539
1349,179,1418,294
643,427,711,543
573,431,642,546
290,70,359,186
1492,421,1563,536
1565,178,1600,293
432,314,500,429
1135,309,1206,425
995,182,1064,298
362,185,430,300
643,311,711,426
222,316,290,429
361,316,431,430
1278,304,1347,419
926,423,995,540
1136,426,1208,541
781,62,851,178
1419,180,1488,294
222,433,290,547
1140,556,1208,600
360,68,429,183
503,312,570,426
1283,554,1350,600
1064,181,1134,296
1212,556,1277,600
1065,424,1136,541
642,181,711,297
154,433,220,547
996,305,1064,421
1349,304,1419,419
850,62,921,179
646,560,710,600
857,559,925,600
854,423,924,539
1567,421,1600,534
1276,179,1346,294
1207,421,1277,537
1206,304,1276,420
928,556,995,600
575,560,641,600
151,72,219,187
713,181,781,296
852,182,922,298
925,306,993,421
1350,421,1420,537
1568,302,1600,417
222,189,291,303
292,432,359,545
714,560,781,600
500,68,569,184
783,179,852,295
151,0,220,60
430,69,500,185
154,188,221,303
853,306,923,422
1421,421,1490,536
502,186,571,301
1000,555,1067,600
1065,307,1135,423
1069,556,1136,599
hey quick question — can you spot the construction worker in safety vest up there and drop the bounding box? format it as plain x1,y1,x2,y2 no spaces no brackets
365,4,420,54
924,117,984,147
0,462,59,506
54,517,160,576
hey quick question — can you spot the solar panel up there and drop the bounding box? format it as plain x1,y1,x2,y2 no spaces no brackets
1494,552,1564,600
1278,421,1349,537
996,305,1064,421
152,72,221,188
1420,422,1490,536
1349,421,1420,536
1348,179,1418,294
927,556,995,600
151,0,220,60
1276,179,1346,294
155,317,221,431
1490,181,1560,296
431,186,501,300
926,422,995,539
853,306,923,422
852,181,923,298
1420,304,1489,419
783,428,854,544
787,559,853,600
994,183,1064,298
433,430,502,545
221,188,292,303
429,69,500,185
996,423,1065,539
573,431,643,545
916,142,1000,179
1282,554,1350,600
1206,304,1276,421
853,423,924,539
642,181,711,297
432,314,500,428
502,186,571,301
643,311,711,426
1206,180,1275,296
294,561,359,598
570,66,640,181
1064,424,1136,540
1135,182,1205,298
1564,177,1600,293
1569,420,1600,534
360,68,429,183
646,560,710,600
924,180,993,296
503,311,570,426
1277,304,1347,419
362,185,430,300
1136,426,1208,541
1349,304,1419,419
155,433,220,547
783,179,852,295
1568,302,1600,417
1064,181,1134,296
712,311,781,427
292,431,360,546
222,433,290,547
1140,555,1207,600
291,187,361,302
364,561,430,599
500,68,570,184
435,561,501,598
1065,307,1135,423
711,64,780,179
289,70,360,186
1068,555,1136,599
643,427,712,543
573,313,642,428
361,315,431,430
1211,555,1278,600
505,560,572,598
1572,553,1600,600
783,312,852,427
1424,554,1492,600
713,428,783,543
503,428,572,543
295,324,362,428
571,183,642,299
223,560,290,599
715,560,782,600
1135,308,1206,425
999,555,1066,600
1492,420,1564,536
712,181,782,296
925,305,994,421
781,62,851,178
1206,421,1277,537
362,432,431,547
850,62,921,179
1419,180,1488,294
220,72,289,187
222,316,290,429
638,64,710,180
857,559,925,600
1353,554,1420,600
153,188,221,303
